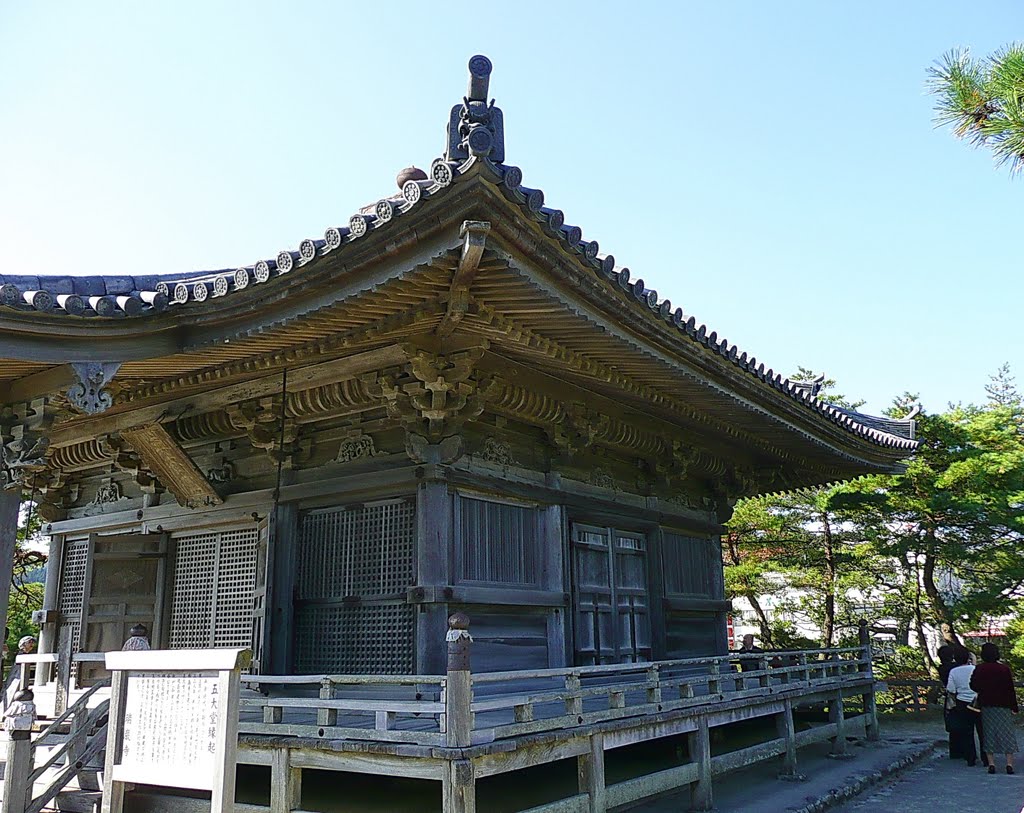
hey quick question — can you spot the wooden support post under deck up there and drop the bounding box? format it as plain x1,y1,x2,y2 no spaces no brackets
442,760,476,813
270,748,302,813
776,698,799,778
829,692,848,757
2,731,32,813
577,733,606,813
689,716,713,812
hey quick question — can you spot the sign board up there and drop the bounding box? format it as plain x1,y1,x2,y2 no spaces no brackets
101,648,251,813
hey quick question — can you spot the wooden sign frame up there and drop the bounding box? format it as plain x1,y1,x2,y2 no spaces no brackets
101,648,251,813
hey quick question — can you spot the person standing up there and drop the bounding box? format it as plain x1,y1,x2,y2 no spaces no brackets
946,647,984,766
735,634,763,673
971,643,1018,775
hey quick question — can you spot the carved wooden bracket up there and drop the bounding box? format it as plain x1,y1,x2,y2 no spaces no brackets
67,362,121,415
120,424,222,508
547,404,610,462
364,346,498,463
0,397,55,491
226,396,302,466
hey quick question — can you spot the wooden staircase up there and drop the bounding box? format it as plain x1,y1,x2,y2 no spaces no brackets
1,681,109,813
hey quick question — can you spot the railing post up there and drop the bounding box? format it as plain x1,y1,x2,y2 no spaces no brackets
798,652,808,683
3,691,36,813
443,613,475,813
577,732,606,813
758,656,770,689
316,678,336,728
53,631,73,717
445,612,473,748
646,665,662,705
858,619,879,741
688,715,712,811
707,660,720,695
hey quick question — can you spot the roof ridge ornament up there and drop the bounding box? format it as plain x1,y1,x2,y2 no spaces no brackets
445,55,505,163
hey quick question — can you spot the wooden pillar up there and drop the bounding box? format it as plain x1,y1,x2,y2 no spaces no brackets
53,627,73,716
2,730,32,813
689,716,712,811
646,527,668,661
776,699,799,779
270,748,302,813
0,489,20,671
577,733,606,813
859,618,880,741
36,532,63,684
267,503,298,675
829,692,849,757
417,480,453,675
442,760,476,813
541,503,568,667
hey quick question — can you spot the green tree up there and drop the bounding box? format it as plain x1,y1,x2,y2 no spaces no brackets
928,44,1024,175
847,396,1024,669
4,503,46,665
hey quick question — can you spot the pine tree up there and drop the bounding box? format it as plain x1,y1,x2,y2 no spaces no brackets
928,45,1024,175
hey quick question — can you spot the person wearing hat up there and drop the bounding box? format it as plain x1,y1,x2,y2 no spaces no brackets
17,636,36,656
122,624,151,651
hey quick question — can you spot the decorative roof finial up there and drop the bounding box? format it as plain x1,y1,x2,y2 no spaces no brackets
445,55,505,163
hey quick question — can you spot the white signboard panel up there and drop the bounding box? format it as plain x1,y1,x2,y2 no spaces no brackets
116,671,221,789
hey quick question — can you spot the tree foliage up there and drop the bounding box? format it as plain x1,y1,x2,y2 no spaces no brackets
724,365,1024,677
929,44,1024,175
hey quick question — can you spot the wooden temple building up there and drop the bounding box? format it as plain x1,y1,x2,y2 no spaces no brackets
0,56,916,813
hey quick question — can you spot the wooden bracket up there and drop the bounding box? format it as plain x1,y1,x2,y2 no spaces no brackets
437,221,490,338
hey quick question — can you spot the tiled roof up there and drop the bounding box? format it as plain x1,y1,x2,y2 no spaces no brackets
0,56,917,453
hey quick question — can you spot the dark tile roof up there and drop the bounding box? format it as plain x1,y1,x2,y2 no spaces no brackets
0,56,917,453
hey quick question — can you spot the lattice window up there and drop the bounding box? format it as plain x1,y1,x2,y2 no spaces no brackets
295,500,415,674
662,532,717,597
169,528,258,650
57,538,89,663
457,496,538,585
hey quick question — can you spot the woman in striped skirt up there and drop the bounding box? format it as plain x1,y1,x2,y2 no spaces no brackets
971,642,1018,774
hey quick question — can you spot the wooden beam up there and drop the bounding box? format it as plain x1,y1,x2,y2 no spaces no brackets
48,345,408,449
0,364,76,404
121,423,221,507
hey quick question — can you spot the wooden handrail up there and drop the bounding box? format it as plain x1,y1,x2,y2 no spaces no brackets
33,678,111,742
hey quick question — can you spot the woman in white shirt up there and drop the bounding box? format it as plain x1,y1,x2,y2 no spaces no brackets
946,647,985,767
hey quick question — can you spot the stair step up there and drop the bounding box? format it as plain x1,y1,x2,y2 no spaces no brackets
56,790,101,813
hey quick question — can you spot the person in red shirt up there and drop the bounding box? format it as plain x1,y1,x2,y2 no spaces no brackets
970,643,1019,774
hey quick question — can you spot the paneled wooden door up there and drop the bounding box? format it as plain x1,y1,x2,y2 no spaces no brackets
78,532,168,682
571,524,652,665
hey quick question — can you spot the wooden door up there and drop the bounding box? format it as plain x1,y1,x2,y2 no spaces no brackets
79,532,167,682
571,525,651,665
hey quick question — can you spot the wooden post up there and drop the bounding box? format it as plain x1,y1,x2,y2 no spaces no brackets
270,748,302,813
859,618,879,741
829,692,849,758
758,656,770,688
2,730,33,813
317,678,336,727
775,699,800,780
445,612,473,748
689,715,712,811
577,733,606,813
53,628,73,716
707,660,720,695
100,669,129,813
442,760,476,813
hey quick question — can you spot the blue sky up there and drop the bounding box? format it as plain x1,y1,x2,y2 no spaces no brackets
1,3,1019,414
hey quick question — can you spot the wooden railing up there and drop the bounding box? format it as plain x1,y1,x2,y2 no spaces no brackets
236,645,872,748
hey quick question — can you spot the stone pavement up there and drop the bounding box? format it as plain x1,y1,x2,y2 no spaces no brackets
632,715,949,813
832,751,1024,813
